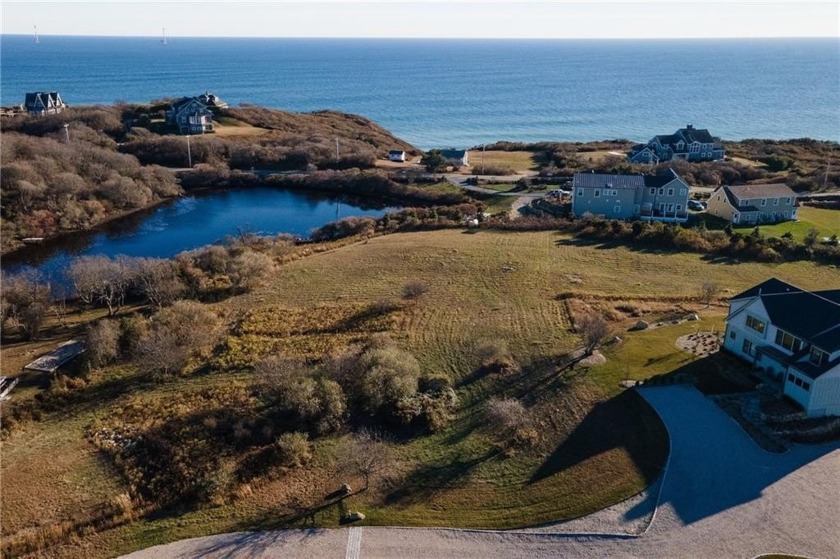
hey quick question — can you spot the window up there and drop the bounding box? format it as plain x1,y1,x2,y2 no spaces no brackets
787,373,795,383
740,200,748,207
667,188,674,196
634,204,640,213
794,377,803,387
773,198,779,206
802,381,811,391
676,204,682,211
658,188,665,195
614,205,621,213
680,189,687,195
729,330,736,340
786,197,791,204
745,315,766,334
742,339,753,356
761,199,767,206
784,211,789,218
594,189,601,198
577,189,584,197
809,346,824,366
667,203,675,212
775,329,803,352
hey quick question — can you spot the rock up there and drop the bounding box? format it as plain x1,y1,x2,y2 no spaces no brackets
344,511,365,522
687,313,699,321
630,320,649,331
340,483,352,495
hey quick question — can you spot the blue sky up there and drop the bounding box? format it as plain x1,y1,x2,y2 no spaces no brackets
3,1,839,39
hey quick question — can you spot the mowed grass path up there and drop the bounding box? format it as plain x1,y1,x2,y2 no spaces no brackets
4,229,838,557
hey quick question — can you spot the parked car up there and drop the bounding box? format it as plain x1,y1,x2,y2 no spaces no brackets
688,200,706,211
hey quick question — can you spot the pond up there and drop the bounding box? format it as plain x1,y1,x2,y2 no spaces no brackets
2,186,398,286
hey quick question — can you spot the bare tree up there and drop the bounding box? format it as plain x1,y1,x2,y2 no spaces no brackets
68,255,137,316
699,281,720,308
335,429,394,491
577,313,610,356
0,271,51,340
135,258,184,308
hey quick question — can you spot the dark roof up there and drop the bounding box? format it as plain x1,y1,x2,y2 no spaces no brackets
677,125,716,144
441,149,466,159
24,91,64,110
791,354,840,380
733,278,840,353
574,168,684,190
732,278,803,300
389,149,405,154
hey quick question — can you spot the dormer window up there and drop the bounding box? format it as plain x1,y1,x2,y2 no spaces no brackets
775,329,803,352
809,346,825,366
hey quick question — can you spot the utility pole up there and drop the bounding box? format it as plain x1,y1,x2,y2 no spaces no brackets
186,134,192,168
481,143,486,175
63,123,69,142
335,137,340,164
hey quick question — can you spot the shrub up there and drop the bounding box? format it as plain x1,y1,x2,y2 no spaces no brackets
475,339,518,375
402,280,429,300
86,319,122,367
276,432,313,468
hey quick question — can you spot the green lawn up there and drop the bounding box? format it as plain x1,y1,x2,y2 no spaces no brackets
755,206,840,240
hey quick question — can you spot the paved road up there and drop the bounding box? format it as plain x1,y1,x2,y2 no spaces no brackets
443,174,547,198
121,386,840,558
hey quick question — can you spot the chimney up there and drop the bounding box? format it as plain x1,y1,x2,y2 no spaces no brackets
686,124,694,130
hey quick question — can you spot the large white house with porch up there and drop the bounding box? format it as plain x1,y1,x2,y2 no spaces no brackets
723,278,840,417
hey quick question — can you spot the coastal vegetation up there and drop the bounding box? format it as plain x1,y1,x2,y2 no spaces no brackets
0,104,420,254
3,227,839,557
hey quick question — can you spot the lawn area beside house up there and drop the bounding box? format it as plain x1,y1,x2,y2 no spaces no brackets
755,206,840,240
3,229,839,558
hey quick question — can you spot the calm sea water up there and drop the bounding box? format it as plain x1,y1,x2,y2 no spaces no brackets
2,35,838,148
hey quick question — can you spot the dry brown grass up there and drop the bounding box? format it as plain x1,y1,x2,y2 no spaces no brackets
3,229,837,557
463,150,540,173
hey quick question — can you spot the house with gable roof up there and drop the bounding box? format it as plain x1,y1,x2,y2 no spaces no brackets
24,92,67,115
723,278,840,417
166,96,215,134
628,124,725,164
571,168,690,222
706,183,798,225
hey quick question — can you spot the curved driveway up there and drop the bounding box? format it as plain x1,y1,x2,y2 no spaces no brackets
122,385,840,558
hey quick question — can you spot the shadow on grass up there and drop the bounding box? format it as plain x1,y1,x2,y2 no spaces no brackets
530,390,668,486
384,449,498,506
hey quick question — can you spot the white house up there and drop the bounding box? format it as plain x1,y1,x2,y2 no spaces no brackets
440,149,469,167
723,278,840,417
388,150,406,162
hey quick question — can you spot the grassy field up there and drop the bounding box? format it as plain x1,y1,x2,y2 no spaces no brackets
3,229,838,558
464,150,542,173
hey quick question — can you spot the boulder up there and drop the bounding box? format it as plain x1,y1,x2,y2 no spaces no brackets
630,320,649,331
344,511,365,523
687,313,700,321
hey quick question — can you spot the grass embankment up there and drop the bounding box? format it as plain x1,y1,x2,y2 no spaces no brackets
692,206,840,242
3,230,839,557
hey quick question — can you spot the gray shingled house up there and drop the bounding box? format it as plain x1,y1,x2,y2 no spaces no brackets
571,169,690,223
628,124,725,163
24,92,67,115
166,96,215,134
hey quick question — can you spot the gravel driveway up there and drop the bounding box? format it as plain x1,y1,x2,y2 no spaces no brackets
121,385,840,559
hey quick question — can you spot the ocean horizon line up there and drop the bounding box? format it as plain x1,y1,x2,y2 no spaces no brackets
3,33,838,41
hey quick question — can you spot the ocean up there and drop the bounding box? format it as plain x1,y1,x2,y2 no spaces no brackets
1,35,838,149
